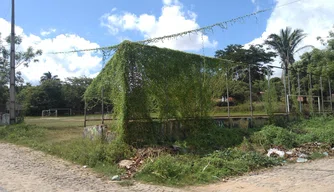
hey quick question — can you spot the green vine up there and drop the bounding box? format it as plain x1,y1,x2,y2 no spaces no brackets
84,41,231,145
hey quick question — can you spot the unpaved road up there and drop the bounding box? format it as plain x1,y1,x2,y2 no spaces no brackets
0,143,333,192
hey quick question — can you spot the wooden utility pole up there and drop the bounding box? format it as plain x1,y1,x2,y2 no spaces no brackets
9,0,16,124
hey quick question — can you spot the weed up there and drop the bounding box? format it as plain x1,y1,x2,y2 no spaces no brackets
251,125,297,149
309,152,326,160
136,148,281,186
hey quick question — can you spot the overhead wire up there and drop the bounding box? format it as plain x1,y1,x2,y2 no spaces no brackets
48,0,304,55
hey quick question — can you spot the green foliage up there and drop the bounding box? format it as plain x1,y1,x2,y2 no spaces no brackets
61,76,93,112
40,71,59,82
136,149,281,186
265,27,308,73
309,152,326,160
184,119,245,152
0,33,42,87
215,44,276,83
251,125,297,149
85,41,225,144
17,76,93,116
292,116,334,144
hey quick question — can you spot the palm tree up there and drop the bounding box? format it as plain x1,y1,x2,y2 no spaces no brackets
265,27,313,97
265,27,310,74
40,71,59,82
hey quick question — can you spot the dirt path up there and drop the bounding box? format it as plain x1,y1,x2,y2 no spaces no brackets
0,143,182,192
0,142,333,192
189,157,334,192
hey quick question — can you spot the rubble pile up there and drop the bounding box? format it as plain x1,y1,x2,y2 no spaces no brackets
118,147,174,179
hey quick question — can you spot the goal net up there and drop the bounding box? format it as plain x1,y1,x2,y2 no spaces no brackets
287,95,320,113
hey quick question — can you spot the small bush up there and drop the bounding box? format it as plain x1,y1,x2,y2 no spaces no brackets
251,125,297,149
292,117,334,144
185,119,245,152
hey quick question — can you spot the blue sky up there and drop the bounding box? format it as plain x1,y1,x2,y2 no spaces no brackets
1,0,271,50
0,0,333,84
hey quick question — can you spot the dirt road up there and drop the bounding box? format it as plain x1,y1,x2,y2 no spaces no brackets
0,143,182,192
0,142,333,192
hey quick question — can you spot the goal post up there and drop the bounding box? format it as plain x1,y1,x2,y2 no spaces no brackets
287,94,320,114
41,108,72,117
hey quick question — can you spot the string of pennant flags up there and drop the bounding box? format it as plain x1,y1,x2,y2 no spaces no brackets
49,0,303,55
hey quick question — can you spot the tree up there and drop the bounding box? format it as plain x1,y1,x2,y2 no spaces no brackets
40,71,59,82
0,33,43,84
215,44,276,83
264,27,309,74
0,33,42,105
62,76,93,113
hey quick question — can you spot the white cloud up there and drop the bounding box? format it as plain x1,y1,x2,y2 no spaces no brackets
100,0,217,51
248,0,334,76
0,18,102,85
40,28,56,36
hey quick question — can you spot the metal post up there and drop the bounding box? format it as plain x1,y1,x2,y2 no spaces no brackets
309,74,313,114
84,100,87,127
318,97,321,113
287,94,290,113
297,71,302,113
9,0,16,124
248,64,253,127
267,67,271,114
320,76,324,114
283,68,288,114
226,66,230,127
329,78,332,112
101,87,104,124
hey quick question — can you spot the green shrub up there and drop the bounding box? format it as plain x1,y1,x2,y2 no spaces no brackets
251,125,297,149
292,117,334,144
185,119,246,152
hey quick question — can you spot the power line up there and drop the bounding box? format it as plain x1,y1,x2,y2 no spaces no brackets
49,0,304,54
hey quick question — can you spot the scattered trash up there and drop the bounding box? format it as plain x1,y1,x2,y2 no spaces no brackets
267,142,333,162
267,148,285,158
111,175,121,181
83,165,87,168
298,153,308,158
296,158,308,163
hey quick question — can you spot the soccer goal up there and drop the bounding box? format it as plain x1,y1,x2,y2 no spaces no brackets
287,95,320,113
41,108,72,117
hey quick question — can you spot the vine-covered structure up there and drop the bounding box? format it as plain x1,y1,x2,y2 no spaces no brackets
85,41,229,146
